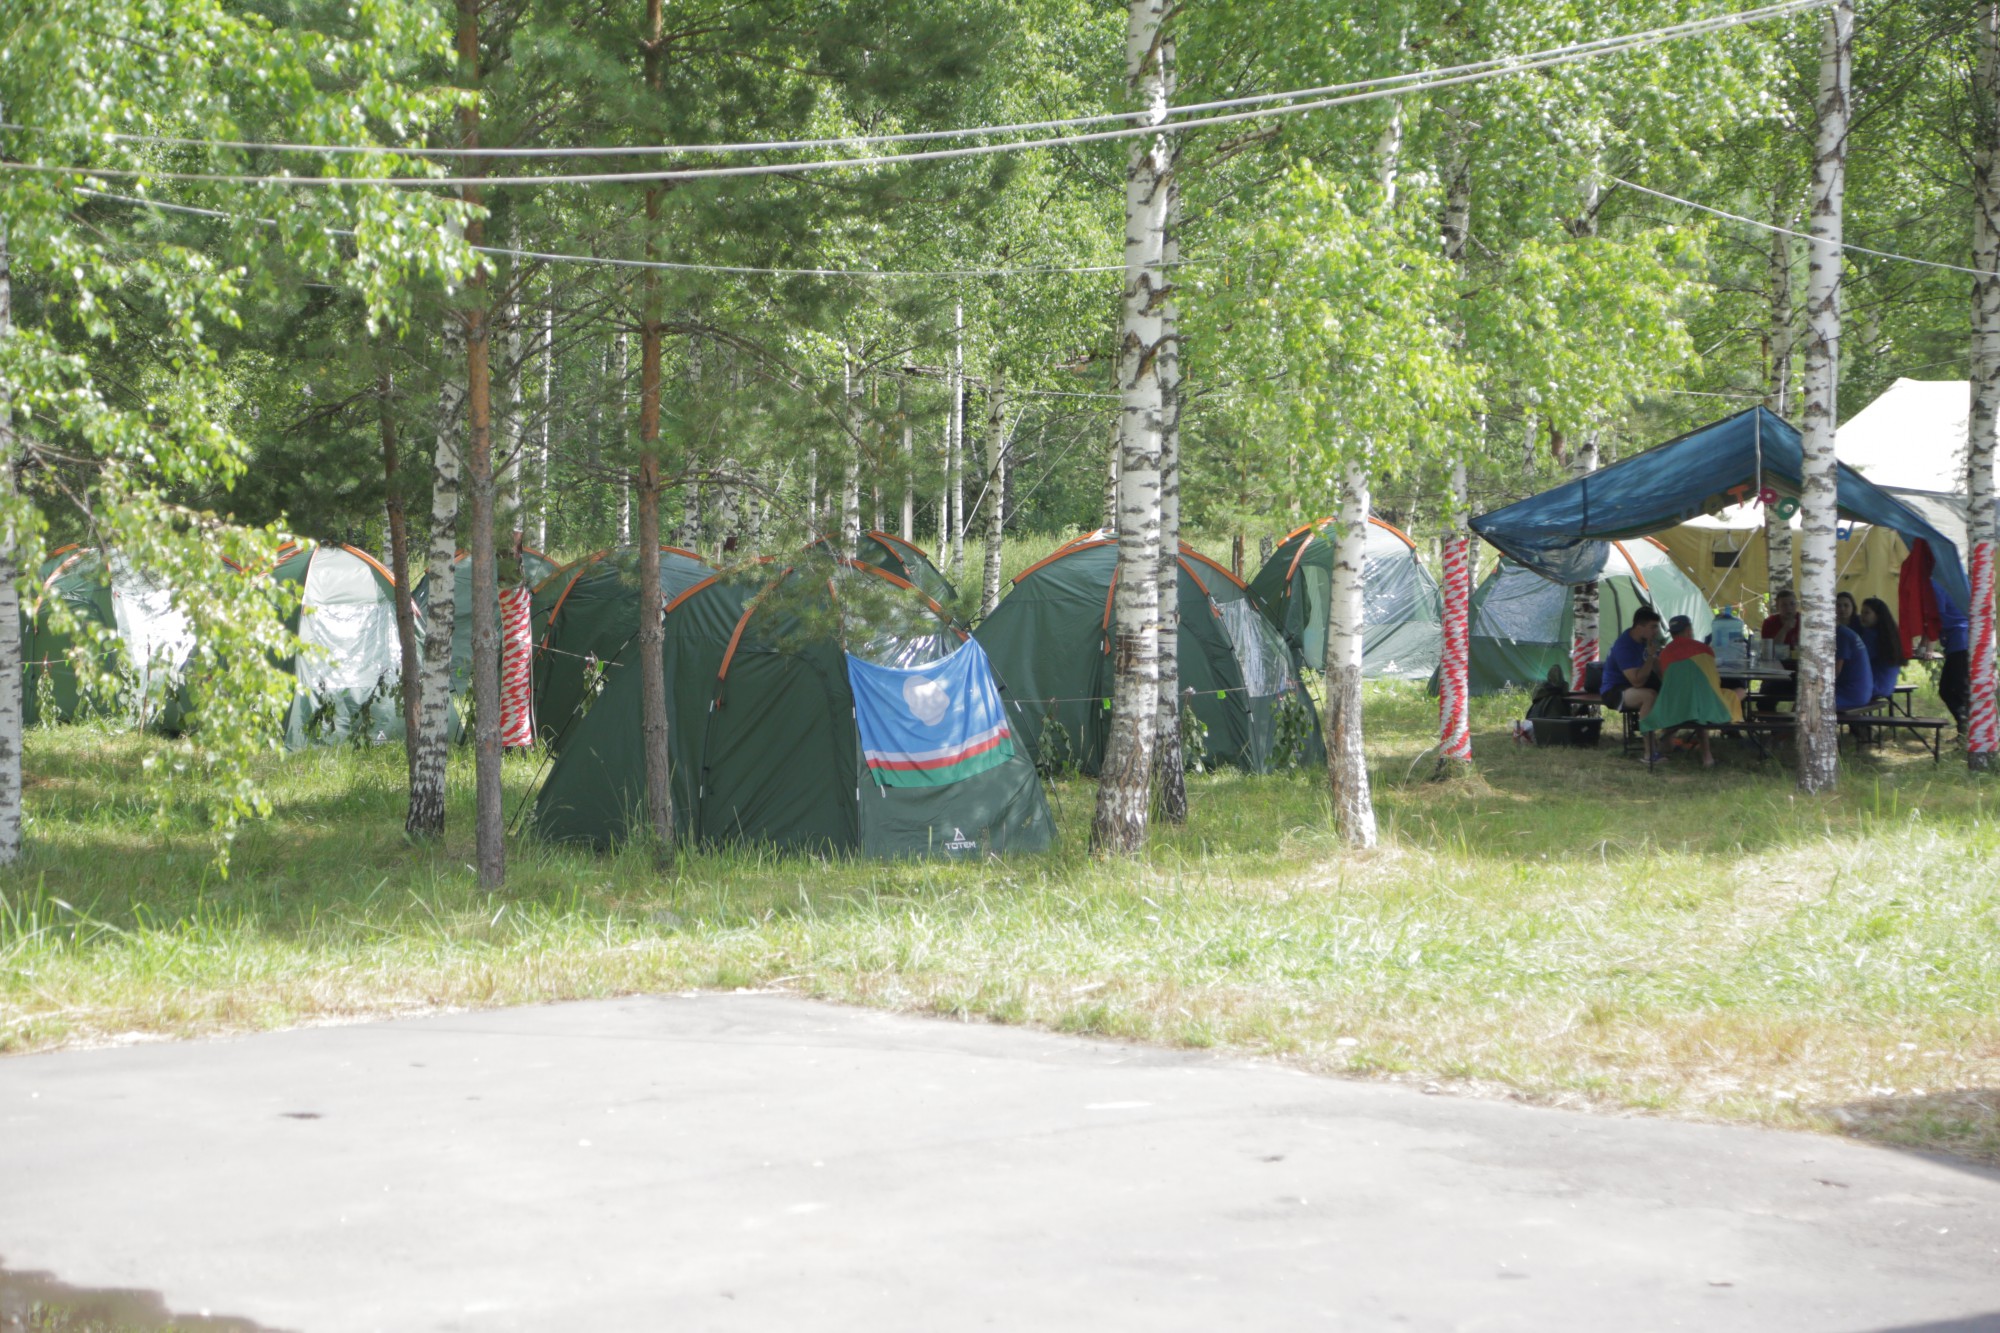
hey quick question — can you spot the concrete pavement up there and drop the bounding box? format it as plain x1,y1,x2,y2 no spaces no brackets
1,993,1996,1332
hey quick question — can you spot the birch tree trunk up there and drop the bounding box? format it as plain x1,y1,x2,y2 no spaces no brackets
981,372,1008,617
1795,0,1853,795
1968,0,2000,772
1568,433,1601,689
949,303,965,580
677,332,703,550
1435,126,1475,773
937,413,950,556
1766,196,1797,600
379,358,422,785
458,0,504,890
1326,452,1377,847
1152,164,1187,824
1091,0,1171,856
0,184,22,865
901,404,915,543
616,330,632,546
407,317,466,839
634,129,675,851
841,355,863,559
497,263,523,542
537,305,552,550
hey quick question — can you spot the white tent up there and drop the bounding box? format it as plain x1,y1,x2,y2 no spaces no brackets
1838,378,1968,494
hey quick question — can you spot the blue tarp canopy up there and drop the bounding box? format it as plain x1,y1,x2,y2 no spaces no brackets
1470,408,1970,609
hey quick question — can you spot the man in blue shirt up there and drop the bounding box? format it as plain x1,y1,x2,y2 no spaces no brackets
1600,606,1664,719
1929,576,1971,733
1834,621,1875,714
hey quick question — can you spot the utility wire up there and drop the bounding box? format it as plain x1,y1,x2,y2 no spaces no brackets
2,2,1830,190
82,189,1126,280
0,0,1825,163
1614,177,1999,280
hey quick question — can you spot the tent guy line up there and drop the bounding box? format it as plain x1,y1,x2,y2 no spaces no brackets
0,4,1830,190
0,0,1826,162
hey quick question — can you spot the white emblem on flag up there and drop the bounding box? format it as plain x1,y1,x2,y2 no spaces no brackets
902,674,951,726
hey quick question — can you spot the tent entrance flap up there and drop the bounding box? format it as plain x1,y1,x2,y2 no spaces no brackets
1470,407,1970,610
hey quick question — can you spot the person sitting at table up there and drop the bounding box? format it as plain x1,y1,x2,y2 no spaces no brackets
1759,589,1800,649
1600,606,1664,721
1754,590,1800,711
1639,614,1747,768
1858,596,1907,705
1836,590,1862,634
1835,616,1876,715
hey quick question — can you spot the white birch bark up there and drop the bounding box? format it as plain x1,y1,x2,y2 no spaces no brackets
616,329,632,546
949,303,965,580
536,305,552,550
1091,0,1171,856
981,372,1008,617
1435,125,1475,772
497,273,523,543
407,317,466,838
901,410,915,543
840,354,862,559
1968,0,2000,770
0,183,21,864
1153,161,1186,824
1795,0,1853,795
937,412,950,555
677,334,704,550
1766,197,1797,600
1326,451,1376,847
1102,411,1120,532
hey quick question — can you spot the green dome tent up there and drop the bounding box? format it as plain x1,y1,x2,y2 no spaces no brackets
1248,516,1444,678
1466,537,1712,696
971,536,1324,775
533,557,1051,858
23,549,194,729
530,545,715,750
411,546,559,697
809,531,959,608
269,542,407,748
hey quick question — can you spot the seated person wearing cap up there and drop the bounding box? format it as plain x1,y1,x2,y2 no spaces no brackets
1600,606,1664,720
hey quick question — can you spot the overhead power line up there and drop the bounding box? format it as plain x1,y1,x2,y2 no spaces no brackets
81,188,1128,281
1612,177,1999,280
2,1,1830,190
0,0,1825,164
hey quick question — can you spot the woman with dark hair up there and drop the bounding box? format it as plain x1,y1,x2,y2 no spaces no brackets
1859,596,1908,703
1837,590,1861,633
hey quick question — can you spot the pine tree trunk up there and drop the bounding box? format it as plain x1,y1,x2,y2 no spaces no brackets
1969,0,2000,772
1152,164,1186,824
1091,0,1171,856
981,372,1008,617
1796,0,1853,795
407,317,466,839
1568,433,1601,689
1435,127,1475,774
1766,196,1797,601
1326,453,1377,847
379,358,422,784
458,0,504,889
0,186,22,866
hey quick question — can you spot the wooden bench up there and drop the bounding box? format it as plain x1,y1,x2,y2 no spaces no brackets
1840,708,1951,764
1887,684,1916,717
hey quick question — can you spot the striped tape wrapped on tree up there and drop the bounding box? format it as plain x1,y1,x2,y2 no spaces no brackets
1969,541,1997,761
499,587,536,750
1438,535,1473,763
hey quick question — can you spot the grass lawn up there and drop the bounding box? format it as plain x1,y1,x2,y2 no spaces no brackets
3,680,1997,1165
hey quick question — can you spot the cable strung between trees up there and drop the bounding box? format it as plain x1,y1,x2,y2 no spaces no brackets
0,0,1829,163
0,1,1833,190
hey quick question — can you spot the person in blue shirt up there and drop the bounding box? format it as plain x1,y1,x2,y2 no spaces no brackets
1599,606,1664,720
1834,621,1876,714
1928,576,1971,733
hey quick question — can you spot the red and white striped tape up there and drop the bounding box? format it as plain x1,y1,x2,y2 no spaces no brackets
499,587,536,750
1570,620,1598,694
1969,540,1997,760
1438,535,1473,763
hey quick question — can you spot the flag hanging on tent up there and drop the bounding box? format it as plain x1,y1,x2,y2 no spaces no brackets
846,637,1015,788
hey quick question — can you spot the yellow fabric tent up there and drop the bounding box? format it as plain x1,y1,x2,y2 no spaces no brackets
1657,506,1905,619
